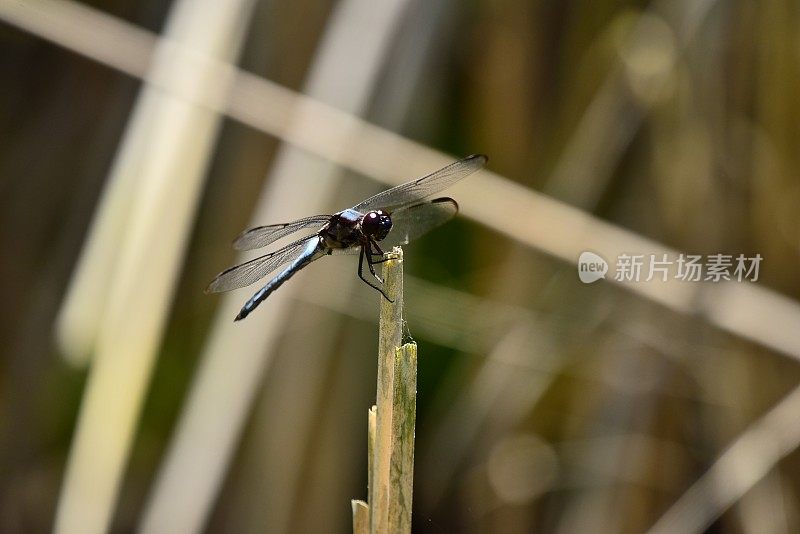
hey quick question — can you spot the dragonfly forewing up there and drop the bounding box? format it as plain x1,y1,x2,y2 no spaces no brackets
352,154,486,213
233,214,330,251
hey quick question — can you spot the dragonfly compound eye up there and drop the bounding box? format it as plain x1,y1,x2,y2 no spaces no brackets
363,210,393,240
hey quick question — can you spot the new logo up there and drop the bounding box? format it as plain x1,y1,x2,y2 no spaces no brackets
578,251,608,284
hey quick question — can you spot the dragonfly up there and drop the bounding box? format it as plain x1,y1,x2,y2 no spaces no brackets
206,154,487,321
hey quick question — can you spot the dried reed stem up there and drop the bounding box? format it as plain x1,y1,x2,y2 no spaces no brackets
351,247,418,533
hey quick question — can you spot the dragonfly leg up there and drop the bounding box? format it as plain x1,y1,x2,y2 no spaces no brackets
358,246,393,302
368,239,392,264
364,243,384,284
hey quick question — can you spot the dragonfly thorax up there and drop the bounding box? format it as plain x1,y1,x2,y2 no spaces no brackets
362,210,392,241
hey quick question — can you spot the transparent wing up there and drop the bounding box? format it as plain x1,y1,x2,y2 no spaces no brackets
379,198,459,249
206,236,321,293
352,154,486,213
233,214,330,251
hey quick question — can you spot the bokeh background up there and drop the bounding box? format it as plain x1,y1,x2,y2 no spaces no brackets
2,0,800,533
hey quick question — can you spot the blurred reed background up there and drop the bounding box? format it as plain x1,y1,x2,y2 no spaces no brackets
1,0,800,533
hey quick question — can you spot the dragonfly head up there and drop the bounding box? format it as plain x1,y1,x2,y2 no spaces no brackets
362,210,392,241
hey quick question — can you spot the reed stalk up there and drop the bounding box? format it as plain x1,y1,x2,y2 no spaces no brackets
352,247,418,534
